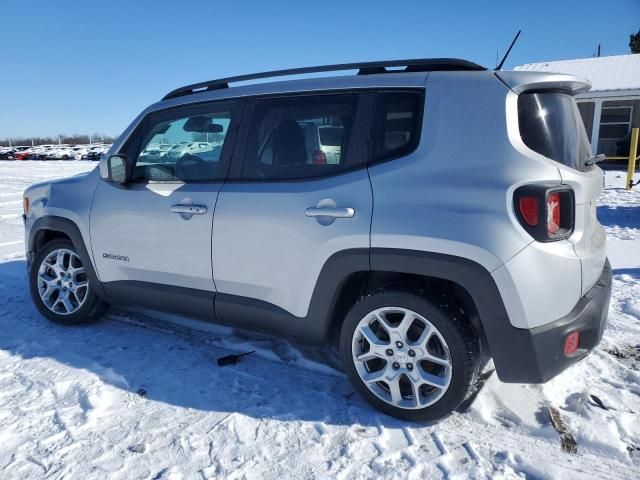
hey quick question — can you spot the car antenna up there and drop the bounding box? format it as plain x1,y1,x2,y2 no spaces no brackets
495,30,522,71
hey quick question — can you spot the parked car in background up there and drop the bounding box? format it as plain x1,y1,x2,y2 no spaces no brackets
26,146,49,160
44,147,61,160
4,146,30,160
35,145,58,159
82,150,102,161
0,147,16,159
15,148,37,160
0,144,113,161
30,146,47,159
70,146,89,159
45,145,75,160
138,143,172,162
302,123,344,164
81,144,111,161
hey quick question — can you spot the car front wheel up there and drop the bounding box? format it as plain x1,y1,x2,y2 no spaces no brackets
339,289,480,422
29,239,107,325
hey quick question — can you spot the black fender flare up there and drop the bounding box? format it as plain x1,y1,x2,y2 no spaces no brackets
28,216,109,301
320,248,533,382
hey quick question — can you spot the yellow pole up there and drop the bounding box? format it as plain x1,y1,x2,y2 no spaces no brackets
626,127,639,190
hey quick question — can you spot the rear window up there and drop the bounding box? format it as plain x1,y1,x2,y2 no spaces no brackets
518,92,593,171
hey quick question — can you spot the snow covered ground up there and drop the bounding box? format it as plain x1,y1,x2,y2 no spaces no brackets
0,161,639,479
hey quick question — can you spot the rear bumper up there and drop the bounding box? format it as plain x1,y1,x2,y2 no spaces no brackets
493,259,612,383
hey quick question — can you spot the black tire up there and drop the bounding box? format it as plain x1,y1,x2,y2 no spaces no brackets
339,289,479,422
29,239,107,325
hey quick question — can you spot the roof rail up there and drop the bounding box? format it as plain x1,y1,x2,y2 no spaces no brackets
162,58,485,100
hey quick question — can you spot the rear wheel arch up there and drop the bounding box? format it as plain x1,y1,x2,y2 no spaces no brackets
325,270,488,353
321,249,504,355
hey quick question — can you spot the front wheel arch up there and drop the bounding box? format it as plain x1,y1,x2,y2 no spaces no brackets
29,216,109,302
29,238,107,324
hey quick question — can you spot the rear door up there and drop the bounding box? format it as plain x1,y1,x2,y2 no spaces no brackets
211,92,374,335
90,100,242,317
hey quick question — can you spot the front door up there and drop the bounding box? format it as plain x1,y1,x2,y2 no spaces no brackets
90,100,241,317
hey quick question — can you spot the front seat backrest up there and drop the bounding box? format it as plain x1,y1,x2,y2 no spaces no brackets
273,118,307,168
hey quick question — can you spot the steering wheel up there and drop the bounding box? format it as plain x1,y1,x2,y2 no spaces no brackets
175,154,208,180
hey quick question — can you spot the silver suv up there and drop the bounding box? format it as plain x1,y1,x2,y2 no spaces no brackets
23,59,612,422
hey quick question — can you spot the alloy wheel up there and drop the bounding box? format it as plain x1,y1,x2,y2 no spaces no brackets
37,248,89,315
351,306,452,409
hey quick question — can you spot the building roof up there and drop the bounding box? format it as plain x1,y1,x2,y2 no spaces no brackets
515,54,640,92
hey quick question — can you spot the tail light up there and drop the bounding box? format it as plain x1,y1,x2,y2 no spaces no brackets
312,149,327,165
518,196,538,226
547,192,561,234
514,185,574,241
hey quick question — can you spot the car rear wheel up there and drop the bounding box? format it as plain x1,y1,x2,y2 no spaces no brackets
339,289,479,422
29,239,107,325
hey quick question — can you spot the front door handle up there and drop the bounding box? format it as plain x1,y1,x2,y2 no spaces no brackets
170,204,207,215
305,207,355,218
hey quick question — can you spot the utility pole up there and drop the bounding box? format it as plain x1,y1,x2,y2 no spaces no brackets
597,44,601,57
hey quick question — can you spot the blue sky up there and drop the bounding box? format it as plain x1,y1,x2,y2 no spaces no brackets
1,0,638,139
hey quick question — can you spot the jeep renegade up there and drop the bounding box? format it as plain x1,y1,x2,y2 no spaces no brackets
23,59,612,421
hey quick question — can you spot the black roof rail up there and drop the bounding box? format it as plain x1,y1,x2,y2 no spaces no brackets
162,58,485,100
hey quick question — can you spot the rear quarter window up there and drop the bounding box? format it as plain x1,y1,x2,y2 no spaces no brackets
373,91,424,162
518,92,593,171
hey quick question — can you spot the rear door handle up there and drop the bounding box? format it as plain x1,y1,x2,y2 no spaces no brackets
170,204,207,215
305,207,355,218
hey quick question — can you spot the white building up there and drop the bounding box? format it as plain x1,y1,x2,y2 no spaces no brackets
516,54,640,159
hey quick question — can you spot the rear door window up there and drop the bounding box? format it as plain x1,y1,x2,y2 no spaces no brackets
239,93,368,180
518,92,593,171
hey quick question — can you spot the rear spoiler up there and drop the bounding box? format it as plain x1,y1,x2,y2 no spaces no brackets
495,71,591,95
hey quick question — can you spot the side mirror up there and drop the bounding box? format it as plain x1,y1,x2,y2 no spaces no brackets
100,154,129,183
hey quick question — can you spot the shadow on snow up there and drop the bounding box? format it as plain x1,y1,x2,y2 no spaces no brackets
597,205,640,229
0,260,393,427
